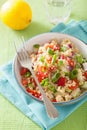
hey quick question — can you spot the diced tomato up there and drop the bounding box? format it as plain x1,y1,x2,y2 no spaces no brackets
57,77,66,86
52,99,57,102
69,60,75,67
60,54,65,59
36,72,43,82
46,56,52,64
26,88,32,93
83,71,87,80
69,79,79,90
26,88,41,98
36,66,48,82
30,77,37,86
38,66,47,72
45,43,60,51
45,44,54,50
26,88,34,94
32,91,41,98
54,45,60,51
20,67,29,75
21,79,28,86
67,57,75,67
36,71,48,82
48,66,57,72
32,90,37,96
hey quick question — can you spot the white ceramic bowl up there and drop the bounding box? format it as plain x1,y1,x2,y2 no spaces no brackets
13,32,87,105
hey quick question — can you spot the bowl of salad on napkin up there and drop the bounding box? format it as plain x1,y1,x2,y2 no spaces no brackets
13,33,87,105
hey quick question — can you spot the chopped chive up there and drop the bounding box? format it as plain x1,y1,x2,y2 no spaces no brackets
25,71,31,77
60,46,67,52
44,62,48,67
55,50,59,55
40,56,44,62
47,48,54,55
69,69,78,79
52,54,57,64
48,85,56,92
41,78,49,86
52,72,60,83
65,72,69,76
58,60,63,66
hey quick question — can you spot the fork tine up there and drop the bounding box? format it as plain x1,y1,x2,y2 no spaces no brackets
14,40,25,62
14,41,21,61
21,48,28,60
21,36,30,55
21,36,26,51
14,41,18,53
14,37,31,64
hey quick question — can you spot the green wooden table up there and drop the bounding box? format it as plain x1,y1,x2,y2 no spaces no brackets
0,0,87,130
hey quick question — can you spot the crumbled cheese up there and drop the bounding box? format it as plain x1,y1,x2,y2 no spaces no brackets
56,95,64,102
71,88,81,98
77,69,85,85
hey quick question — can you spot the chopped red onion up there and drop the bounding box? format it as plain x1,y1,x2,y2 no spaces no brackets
68,44,72,48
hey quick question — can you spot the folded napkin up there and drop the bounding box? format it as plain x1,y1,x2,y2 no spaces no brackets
0,20,87,130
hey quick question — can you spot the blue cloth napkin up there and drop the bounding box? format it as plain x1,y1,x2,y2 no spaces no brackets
0,20,87,130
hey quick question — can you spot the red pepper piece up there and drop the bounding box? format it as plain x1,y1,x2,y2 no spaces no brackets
57,77,66,86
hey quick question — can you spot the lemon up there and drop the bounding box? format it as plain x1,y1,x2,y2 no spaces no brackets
0,0,32,30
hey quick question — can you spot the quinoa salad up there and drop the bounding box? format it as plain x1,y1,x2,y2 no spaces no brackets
20,39,87,102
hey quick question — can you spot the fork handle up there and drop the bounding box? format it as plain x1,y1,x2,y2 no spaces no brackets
29,67,58,118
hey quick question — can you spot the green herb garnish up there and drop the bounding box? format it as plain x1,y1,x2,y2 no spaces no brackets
52,54,57,64
33,44,40,49
25,71,31,77
47,48,54,55
40,55,44,62
41,78,49,86
75,63,81,68
48,85,56,92
55,50,59,55
52,72,60,83
60,46,67,52
58,60,63,66
69,69,78,79
75,54,84,63
65,72,69,76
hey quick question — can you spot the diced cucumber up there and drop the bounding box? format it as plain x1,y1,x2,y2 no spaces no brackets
65,87,72,93
75,54,84,63
71,88,81,98
80,82,87,89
